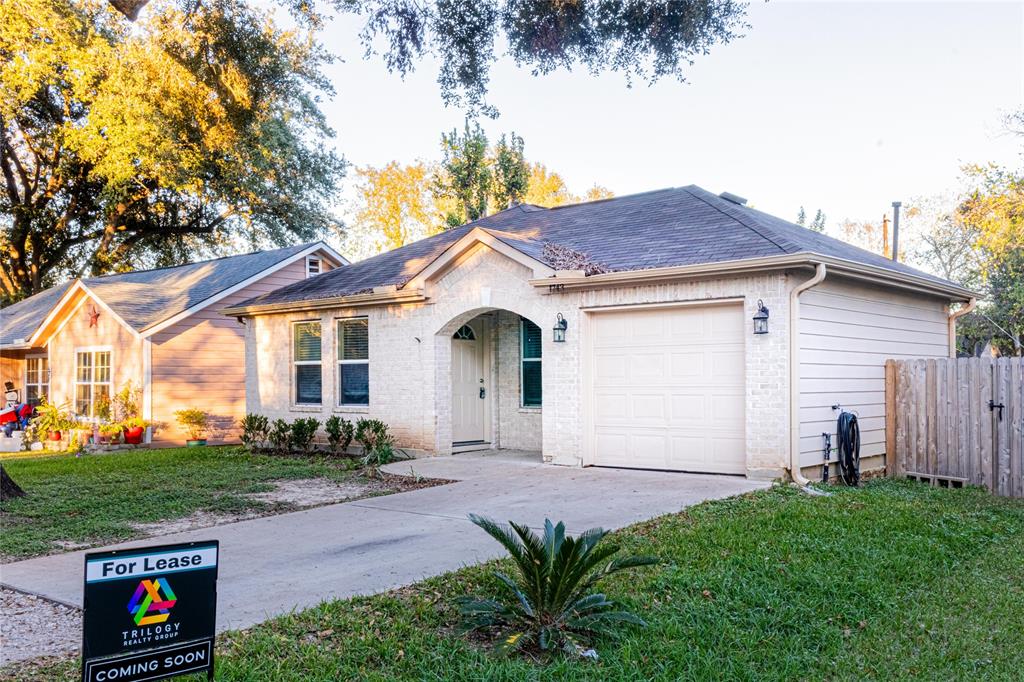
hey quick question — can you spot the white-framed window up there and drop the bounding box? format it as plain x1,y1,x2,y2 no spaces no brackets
293,321,322,405
337,318,369,406
306,256,322,278
520,319,542,408
75,348,112,418
25,355,49,406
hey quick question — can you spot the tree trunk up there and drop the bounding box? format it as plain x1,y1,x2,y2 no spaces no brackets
1,465,26,499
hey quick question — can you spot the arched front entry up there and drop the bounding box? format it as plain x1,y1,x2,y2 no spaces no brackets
434,306,546,458
450,321,488,444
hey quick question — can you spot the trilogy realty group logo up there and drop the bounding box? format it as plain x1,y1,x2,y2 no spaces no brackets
123,577,182,647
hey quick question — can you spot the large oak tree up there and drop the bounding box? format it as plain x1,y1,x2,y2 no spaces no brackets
1,0,345,303
2,0,748,303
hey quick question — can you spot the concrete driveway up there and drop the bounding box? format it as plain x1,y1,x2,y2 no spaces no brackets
1,452,768,635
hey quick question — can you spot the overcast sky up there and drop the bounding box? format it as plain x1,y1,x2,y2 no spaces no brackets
314,0,1021,239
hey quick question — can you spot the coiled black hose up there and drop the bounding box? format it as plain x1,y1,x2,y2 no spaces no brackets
836,411,860,486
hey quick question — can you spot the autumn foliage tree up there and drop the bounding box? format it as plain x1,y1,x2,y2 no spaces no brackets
345,125,614,257
0,0,345,304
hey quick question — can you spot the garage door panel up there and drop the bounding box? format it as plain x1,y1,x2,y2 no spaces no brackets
669,436,706,468
593,432,627,460
589,303,745,474
669,352,705,379
710,306,746,336
630,352,669,380
594,391,627,421
593,353,627,380
631,394,666,422
669,394,706,421
592,314,630,344
669,313,706,338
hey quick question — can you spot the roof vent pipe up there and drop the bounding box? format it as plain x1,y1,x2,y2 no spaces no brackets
719,191,748,206
891,201,901,261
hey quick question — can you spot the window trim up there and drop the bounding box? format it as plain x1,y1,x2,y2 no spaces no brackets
292,320,323,406
73,346,113,419
305,255,322,278
520,318,542,408
336,317,369,407
24,354,49,406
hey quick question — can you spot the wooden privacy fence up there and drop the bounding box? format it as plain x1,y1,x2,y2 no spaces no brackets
885,357,1023,498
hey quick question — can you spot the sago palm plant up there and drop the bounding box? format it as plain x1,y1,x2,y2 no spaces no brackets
458,514,658,658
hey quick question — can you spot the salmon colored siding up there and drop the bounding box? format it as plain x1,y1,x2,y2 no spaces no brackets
47,294,143,415
149,255,324,444
1,350,27,392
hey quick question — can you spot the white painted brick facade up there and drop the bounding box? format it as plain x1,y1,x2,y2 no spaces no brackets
245,242,793,477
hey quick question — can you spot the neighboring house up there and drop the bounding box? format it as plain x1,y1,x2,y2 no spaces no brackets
223,187,977,481
1,243,345,445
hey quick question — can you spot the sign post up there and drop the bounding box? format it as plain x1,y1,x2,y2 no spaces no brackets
82,541,218,682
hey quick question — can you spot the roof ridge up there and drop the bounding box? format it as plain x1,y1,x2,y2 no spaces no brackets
681,186,799,255
481,227,544,242
545,186,676,211
83,241,319,281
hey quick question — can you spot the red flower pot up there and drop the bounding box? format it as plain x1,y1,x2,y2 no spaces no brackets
48,430,62,441
124,427,145,445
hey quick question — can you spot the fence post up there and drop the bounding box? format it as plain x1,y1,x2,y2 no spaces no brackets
885,359,897,476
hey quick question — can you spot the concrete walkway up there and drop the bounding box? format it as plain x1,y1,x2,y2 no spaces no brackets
1,453,767,636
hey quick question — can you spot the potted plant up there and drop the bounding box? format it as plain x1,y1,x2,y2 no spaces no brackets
98,422,124,444
120,417,151,445
175,408,209,447
33,399,72,442
95,393,112,423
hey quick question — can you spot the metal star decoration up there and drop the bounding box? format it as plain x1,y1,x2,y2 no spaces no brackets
88,305,101,327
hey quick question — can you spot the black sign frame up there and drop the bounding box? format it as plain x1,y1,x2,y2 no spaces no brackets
81,540,219,682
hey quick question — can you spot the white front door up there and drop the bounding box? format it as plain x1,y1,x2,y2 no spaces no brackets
587,303,746,474
452,323,487,443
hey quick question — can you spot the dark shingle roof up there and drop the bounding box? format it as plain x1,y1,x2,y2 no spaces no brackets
1,242,322,345
232,185,967,309
0,282,73,346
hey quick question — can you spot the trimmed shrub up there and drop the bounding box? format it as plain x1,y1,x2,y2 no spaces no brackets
291,418,320,453
324,416,354,454
355,418,403,467
268,419,292,453
239,413,270,450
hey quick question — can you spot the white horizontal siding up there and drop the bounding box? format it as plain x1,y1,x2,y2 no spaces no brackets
798,277,949,468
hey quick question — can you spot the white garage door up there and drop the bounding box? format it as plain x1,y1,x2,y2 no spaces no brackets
588,303,746,474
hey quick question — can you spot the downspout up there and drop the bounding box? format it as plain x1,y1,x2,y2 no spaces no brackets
788,263,827,487
142,338,153,444
947,298,977,359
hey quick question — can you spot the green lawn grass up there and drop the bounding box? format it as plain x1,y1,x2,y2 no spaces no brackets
5,479,1023,680
0,446,369,560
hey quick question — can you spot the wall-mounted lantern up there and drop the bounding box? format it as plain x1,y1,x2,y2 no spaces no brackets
753,300,769,335
553,313,568,342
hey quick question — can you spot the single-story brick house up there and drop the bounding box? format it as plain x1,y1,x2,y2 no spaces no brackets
1,242,345,445
223,187,976,480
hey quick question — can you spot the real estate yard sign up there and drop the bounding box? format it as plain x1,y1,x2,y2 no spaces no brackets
82,541,218,682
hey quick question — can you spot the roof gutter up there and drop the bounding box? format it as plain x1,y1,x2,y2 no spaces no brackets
529,254,809,289
789,263,827,488
527,252,977,302
221,288,427,317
